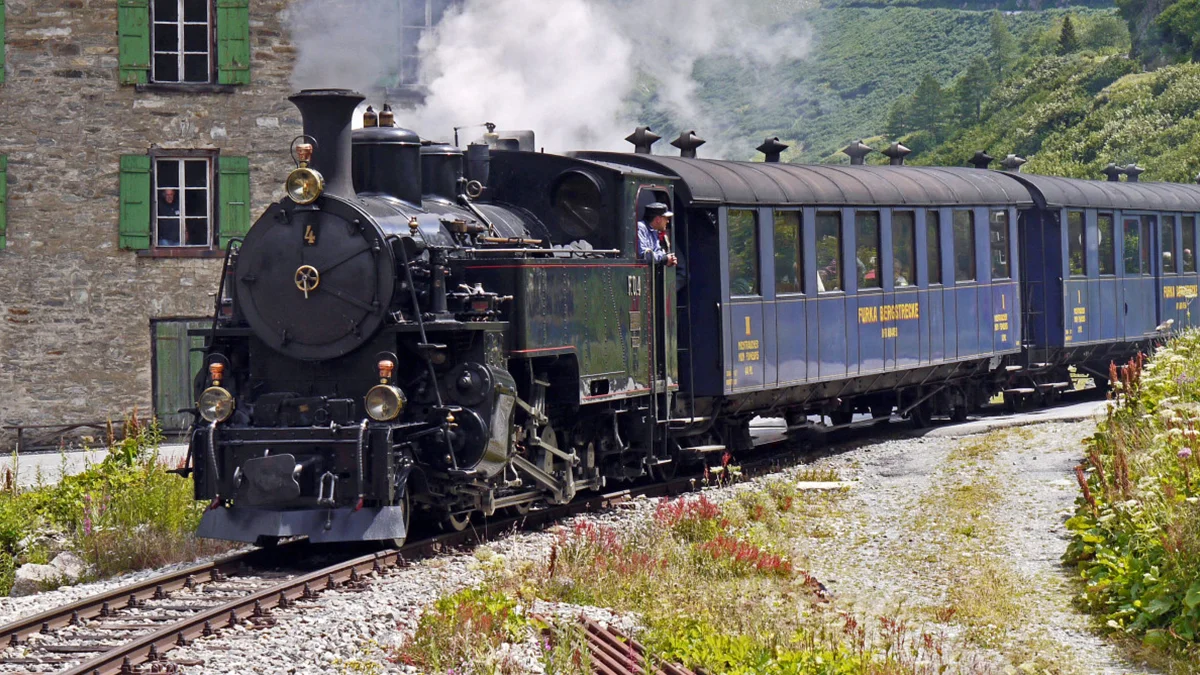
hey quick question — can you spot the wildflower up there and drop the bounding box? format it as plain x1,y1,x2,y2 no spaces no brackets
1180,448,1193,461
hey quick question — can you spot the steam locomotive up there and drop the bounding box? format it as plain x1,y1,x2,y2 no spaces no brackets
187,88,1200,546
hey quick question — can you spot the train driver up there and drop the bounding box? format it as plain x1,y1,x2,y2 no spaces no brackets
637,203,678,267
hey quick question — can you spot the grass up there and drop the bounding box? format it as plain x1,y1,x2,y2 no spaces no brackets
393,470,972,675
1064,330,1200,672
0,412,232,595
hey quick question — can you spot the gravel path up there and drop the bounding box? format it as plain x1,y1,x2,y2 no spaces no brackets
3,407,1158,674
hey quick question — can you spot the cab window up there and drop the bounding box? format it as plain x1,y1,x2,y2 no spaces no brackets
728,209,760,296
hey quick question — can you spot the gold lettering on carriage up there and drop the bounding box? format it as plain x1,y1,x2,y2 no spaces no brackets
857,302,920,325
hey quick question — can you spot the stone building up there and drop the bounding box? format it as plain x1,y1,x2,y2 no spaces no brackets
0,0,449,448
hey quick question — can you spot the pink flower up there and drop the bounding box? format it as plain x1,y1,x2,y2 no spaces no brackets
1180,448,1194,460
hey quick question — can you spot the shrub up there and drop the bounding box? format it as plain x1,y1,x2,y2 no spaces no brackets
1065,330,1200,658
394,586,529,673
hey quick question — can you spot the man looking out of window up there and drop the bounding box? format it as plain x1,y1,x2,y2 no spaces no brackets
637,202,678,267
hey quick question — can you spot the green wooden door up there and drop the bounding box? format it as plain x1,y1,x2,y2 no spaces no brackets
152,319,209,431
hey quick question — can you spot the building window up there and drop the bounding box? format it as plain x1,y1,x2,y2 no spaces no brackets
156,157,212,247
816,212,842,293
774,210,802,294
120,153,250,253
1067,211,1085,276
855,212,881,290
1098,214,1116,275
728,209,760,296
152,0,212,83
927,211,942,285
399,0,456,86
892,211,915,288
953,210,976,283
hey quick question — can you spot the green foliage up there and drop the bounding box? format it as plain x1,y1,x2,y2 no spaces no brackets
1157,0,1200,62
0,417,225,594
990,10,1019,79
645,616,867,675
396,586,530,673
1064,332,1200,662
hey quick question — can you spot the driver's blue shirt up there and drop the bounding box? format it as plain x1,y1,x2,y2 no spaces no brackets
636,221,667,263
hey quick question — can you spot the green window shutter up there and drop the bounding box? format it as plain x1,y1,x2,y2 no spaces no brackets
216,0,250,85
119,154,151,250
117,0,150,85
0,156,8,251
2,0,8,85
218,155,250,248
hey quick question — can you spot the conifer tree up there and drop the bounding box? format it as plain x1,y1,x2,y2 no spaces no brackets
953,57,995,126
989,11,1017,78
1058,15,1080,55
910,74,946,140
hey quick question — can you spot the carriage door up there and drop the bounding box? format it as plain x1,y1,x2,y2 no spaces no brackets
1158,214,1191,332
1122,215,1157,340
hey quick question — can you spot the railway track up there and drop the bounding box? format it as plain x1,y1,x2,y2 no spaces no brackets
0,393,1103,675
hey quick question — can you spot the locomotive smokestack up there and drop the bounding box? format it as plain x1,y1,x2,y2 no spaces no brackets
288,89,365,200
968,151,994,170
842,140,873,166
756,137,789,163
882,142,911,166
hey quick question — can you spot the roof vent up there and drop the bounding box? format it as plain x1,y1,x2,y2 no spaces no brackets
999,154,1027,172
842,140,873,165
671,131,706,159
968,151,994,170
882,142,911,166
756,137,789,163
1195,172,1200,185
625,126,661,155
1123,163,1145,182
1102,163,1122,182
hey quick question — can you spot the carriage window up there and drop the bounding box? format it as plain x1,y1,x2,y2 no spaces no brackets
892,212,915,288
1162,217,1178,274
927,211,942,285
1098,214,1116,275
1184,216,1196,273
1141,216,1154,276
953,210,976,282
856,212,881,290
816,212,842,292
1124,218,1140,275
774,211,803,294
1068,211,1086,277
728,209,760,296
990,210,1010,279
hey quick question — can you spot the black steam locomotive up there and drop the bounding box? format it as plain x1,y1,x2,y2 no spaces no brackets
189,88,1200,546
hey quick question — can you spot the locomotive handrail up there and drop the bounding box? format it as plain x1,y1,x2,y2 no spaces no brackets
461,248,622,255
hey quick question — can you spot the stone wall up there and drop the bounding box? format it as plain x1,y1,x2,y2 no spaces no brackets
0,0,304,447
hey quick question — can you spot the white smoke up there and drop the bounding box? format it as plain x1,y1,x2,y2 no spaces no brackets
289,0,812,157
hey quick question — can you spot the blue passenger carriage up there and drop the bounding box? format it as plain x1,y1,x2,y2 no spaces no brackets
1011,174,1200,385
580,151,1033,436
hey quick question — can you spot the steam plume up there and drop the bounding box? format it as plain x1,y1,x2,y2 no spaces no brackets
289,0,811,157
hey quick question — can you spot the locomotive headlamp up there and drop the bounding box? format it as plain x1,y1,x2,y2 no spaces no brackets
198,386,235,423
286,167,325,205
365,385,406,422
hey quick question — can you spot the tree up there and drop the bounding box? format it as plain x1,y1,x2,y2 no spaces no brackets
1058,15,1080,55
1157,0,1200,62
909,74,946,140
989,11,1018,79
886,97,912,139
952,57,995,126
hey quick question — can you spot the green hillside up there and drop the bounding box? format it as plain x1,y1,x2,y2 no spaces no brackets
644,4,1120,162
